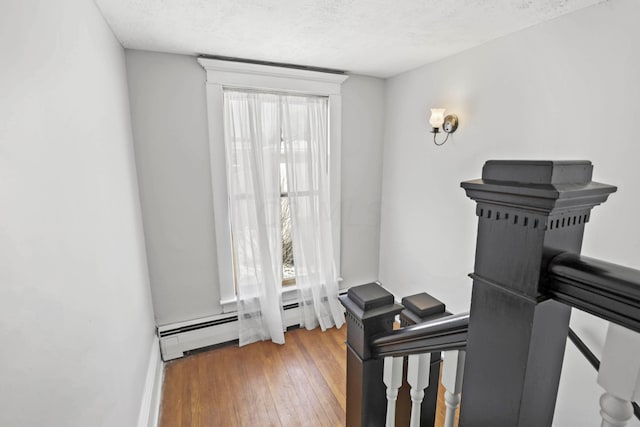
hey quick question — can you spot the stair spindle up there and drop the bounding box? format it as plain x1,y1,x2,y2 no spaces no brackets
383,356,404,427
597,323,640,427
407,353,431,427
442,350,466,427
600,393,634,427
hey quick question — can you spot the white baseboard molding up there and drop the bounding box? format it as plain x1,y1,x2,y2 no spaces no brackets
158,304,303,361
158,289,352,361
138,335,164,427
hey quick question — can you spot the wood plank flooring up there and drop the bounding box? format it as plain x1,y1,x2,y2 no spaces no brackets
159,326,455,427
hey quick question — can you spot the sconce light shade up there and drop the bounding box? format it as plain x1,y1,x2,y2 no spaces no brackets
429,107,459,146
429,108,446,129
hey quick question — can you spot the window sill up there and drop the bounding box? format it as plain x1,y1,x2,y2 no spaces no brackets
220,277,344,313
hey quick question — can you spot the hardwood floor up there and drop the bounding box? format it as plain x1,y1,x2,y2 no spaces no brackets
159,325,455,427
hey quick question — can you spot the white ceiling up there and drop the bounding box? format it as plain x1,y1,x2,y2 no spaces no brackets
96,0,605,78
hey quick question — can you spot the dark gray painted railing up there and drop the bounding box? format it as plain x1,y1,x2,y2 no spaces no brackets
342,161,640,426
549,253,640,421
547,253,640,334
370,313,469,359
567,327,600,370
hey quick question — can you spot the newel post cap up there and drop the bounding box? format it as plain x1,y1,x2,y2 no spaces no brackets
340,282,403,322
340,282,403,360
461,160,617,214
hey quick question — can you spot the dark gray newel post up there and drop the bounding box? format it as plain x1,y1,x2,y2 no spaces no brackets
340,282,404,427
459,161,616,426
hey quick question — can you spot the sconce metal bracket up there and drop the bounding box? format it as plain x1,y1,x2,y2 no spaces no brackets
442,114,459,134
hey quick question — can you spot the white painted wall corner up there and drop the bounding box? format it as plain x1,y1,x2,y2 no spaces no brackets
138,336,164,427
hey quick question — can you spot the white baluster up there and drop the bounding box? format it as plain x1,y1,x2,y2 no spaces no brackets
442,350,466,427
383,356,404,427
600,393,633,427
597,323,640,427
407,353,431,427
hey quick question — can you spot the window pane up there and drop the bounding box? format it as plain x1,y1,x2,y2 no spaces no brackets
281,196,295,283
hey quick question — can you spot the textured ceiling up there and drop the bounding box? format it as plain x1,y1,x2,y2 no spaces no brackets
96,0,606,78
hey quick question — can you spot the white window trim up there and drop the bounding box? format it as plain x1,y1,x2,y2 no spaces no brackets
197,58,348,312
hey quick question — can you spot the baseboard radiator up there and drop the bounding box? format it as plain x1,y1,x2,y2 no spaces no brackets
158,303,302,361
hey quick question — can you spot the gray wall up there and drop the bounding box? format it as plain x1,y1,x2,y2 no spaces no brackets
341,74,386,289
378,0,640,425
125,49,386,326
126,51,221,325
0,1,156,426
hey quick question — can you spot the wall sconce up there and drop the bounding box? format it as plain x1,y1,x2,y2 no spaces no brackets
429,108,459,146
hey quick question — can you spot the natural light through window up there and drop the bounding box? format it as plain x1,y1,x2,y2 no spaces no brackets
280,137,295,286
198,57,346,314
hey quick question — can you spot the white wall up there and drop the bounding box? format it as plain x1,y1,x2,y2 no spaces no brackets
125,50,386,326
379,0,640,425
0,1,156,426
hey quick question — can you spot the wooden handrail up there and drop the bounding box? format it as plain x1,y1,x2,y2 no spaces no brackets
370,313,469,358
547,253,640,334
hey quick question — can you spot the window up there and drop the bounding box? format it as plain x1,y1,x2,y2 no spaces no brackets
198,58,348,312
280,137,295,286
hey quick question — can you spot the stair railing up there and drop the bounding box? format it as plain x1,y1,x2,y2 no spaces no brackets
568,327,640,422
342,160,640,426
374,312,469,427
458,160,618,426
548,253,640,426
340,283,469,427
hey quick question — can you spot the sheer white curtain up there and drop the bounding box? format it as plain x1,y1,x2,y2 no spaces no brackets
282,95,345,331
223,90,285,346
